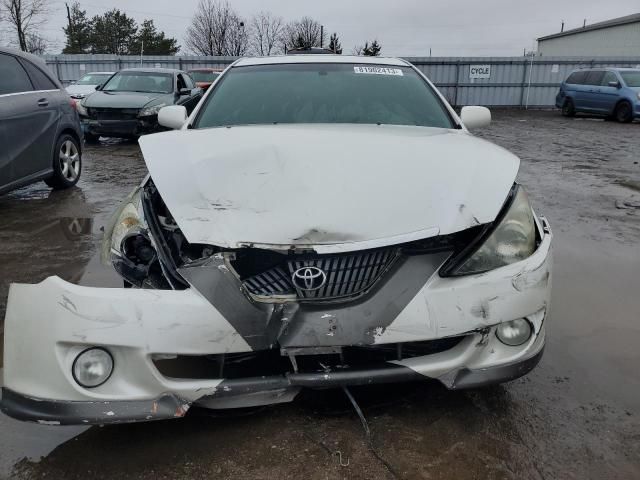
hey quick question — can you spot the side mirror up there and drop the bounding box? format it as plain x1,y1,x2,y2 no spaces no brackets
178,87,191,96
95,84,102,90
460,106,491,129
608,81,621,88
158,105,188,130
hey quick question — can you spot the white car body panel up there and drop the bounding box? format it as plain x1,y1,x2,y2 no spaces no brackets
139,124,519,252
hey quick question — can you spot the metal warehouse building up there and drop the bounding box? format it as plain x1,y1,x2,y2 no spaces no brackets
537,13,640,56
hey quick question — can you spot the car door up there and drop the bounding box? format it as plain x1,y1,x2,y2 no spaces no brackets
596,71,622,114
176,73,202,114
0,53,60,189
579,70,605,112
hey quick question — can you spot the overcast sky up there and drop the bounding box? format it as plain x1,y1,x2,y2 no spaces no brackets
19,0,640,56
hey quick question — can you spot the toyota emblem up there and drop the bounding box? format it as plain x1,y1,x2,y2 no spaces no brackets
292,266,327,291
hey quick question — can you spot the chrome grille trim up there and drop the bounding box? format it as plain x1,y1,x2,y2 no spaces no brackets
242,248,399,302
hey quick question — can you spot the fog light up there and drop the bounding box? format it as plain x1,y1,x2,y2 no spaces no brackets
496,319,532,346
73,348,114,388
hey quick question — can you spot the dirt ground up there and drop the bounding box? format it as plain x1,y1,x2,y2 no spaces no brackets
0,110,639,479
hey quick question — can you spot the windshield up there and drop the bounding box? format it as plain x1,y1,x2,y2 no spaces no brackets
76,73,112,85
194,64,454,129
102,71,173,93
620,71,640,87
190,71,220,83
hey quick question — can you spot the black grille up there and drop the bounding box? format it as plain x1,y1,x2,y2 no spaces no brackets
242,248,398,301
88,108,140,120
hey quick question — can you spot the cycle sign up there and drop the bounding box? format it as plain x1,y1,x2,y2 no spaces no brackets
469,65,491,79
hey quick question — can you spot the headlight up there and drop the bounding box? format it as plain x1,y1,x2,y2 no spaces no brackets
101,186,160,286
138,103,166,117
447,186,536,275
101,187,145,265
76,99,88,116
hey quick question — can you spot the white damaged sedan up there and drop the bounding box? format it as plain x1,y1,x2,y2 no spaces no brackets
1,56,552,425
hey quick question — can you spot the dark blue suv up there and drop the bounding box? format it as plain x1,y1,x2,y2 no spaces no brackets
556,68,640,123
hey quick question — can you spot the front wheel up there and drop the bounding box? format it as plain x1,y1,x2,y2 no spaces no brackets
614,101,633,123
561,99,575,117
44,134,82,189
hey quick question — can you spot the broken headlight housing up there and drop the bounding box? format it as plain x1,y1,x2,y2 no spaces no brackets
101,186,158,286
443,186,536,276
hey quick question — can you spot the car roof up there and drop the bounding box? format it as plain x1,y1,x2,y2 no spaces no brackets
0,46,62,88
188,68,224,72
120,67,182,74
234,55,411,68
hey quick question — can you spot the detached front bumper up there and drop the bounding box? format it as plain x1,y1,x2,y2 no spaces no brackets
1,220,552,425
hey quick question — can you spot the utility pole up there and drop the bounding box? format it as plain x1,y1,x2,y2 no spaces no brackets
561,20,564,32
65,2,73,50
320,25,324,47
140,40,144,66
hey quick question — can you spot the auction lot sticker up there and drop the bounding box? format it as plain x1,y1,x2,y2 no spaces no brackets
354,66,403,76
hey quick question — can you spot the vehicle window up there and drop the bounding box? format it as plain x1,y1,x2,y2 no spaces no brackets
601,72,618,86
566,71,587,85
190,71,219,82
101,71,173,94
584,70,604,86
620,71,640,87
0,53,34,95
76,73,113,85
19,58,58,90
195,64,454,129
183,74,195,89
177,74,187,91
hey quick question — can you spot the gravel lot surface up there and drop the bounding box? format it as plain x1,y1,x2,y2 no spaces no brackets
0,110,639,479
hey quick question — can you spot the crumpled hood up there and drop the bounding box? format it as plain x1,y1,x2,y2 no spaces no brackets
83,91,171,109
139,124,519,253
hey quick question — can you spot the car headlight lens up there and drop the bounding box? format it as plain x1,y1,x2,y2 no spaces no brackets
76,99,88,116
101,187,144,265
449,186,536,275
73,348,114,388
138,103,166,117
496,319,532,346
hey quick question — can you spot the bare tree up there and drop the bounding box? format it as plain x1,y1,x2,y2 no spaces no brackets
250,11,284,56
185,0,248,56
283,16,326,52
0,0,48,52
352,45,364,55
25,32,46,53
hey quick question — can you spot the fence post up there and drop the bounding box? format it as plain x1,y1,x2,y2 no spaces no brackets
118,57,123,71
519,58,528,107
454,61,460,108
179,57,183,70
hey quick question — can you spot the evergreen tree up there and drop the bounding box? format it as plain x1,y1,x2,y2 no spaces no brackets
328,32,342,54
363,40,381,56
130,19,180,55
62,2,92,53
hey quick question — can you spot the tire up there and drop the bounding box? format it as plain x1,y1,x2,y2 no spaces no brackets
561,99,575,117
45,134,82,189
614,101,633,123
84,132,100,143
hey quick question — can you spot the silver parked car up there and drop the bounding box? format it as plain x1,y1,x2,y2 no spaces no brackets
0,47,83,195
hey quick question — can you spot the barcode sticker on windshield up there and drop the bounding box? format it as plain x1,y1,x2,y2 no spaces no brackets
354,66,403,76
